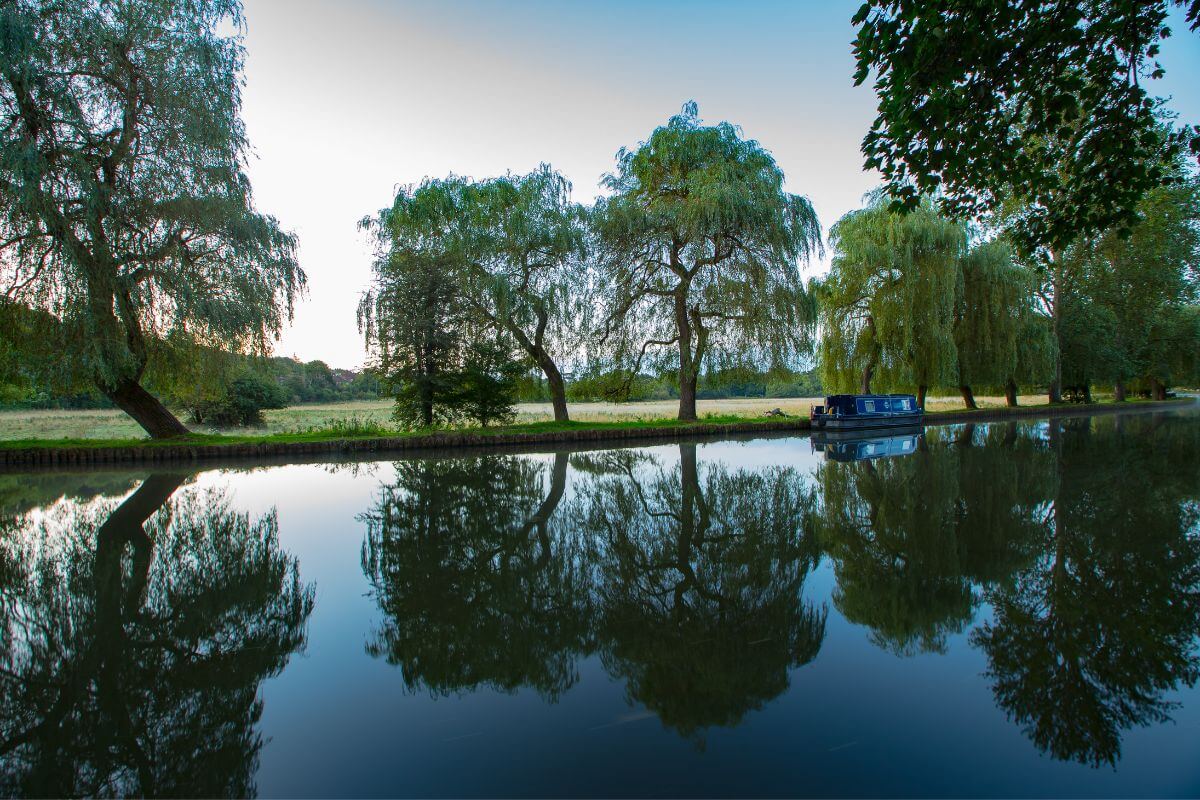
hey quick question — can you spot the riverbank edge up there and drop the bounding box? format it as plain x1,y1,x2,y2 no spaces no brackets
0,397,1191,470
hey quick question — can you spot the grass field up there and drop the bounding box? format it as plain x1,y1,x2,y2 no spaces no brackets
0,394,1042,442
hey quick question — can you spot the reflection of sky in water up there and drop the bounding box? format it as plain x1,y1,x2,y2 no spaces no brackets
5,410,1200,797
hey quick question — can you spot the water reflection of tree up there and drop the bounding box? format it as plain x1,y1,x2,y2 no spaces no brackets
575,444,826,739
0,475,314,797
360,452,591,700
972,415,1200,767
815,424,1051,655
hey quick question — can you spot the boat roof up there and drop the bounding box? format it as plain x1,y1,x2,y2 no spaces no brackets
825,393,917,401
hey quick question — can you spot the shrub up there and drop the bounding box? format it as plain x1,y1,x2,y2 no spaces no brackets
190,375,288,427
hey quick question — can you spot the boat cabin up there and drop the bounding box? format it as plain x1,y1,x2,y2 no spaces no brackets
816,394,919,416
810,393,923,431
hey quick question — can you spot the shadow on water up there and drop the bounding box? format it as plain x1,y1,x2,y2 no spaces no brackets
0,474,315,797
1,407,1199,792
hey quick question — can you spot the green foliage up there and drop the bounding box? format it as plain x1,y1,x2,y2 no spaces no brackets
290,415,398,438
0,0,303,437
593,102,822,419
954,239,1049,392
360,179,527,428
817,194,964,398
1060,174,1200,393
188,375,288,427
359,166,585,422
852,0,1200,253
456,165,590,419
455,337,524,427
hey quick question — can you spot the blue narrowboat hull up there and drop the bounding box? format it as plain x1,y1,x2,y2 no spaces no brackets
811,411,924,431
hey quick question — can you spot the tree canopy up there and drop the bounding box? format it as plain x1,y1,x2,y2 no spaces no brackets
593,102,822,420
0,0,303,437
817,194,965,404
1059,173,1200,398
358,178,524,428
851,0,1200,254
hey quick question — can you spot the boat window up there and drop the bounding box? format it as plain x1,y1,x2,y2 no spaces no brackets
896,398,911,411
862,399,876,413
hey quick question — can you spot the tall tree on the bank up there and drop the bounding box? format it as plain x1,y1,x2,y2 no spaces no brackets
953,240,1032,408
594,103,822,421
1068,177,1200,400
459,166,589,422
851,0,1199,255
359,179,522,427
817,194,963,407
0,0,303,438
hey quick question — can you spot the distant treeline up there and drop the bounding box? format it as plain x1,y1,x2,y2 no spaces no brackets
0,322,380,410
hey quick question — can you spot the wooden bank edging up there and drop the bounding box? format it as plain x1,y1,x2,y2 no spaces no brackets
0,397,1191,471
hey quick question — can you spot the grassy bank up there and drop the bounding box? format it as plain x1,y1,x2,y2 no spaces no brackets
0,393,1067,442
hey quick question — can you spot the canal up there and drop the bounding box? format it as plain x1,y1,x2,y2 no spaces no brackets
1,406,1198,796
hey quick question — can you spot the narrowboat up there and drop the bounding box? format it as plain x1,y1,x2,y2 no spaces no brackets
810,393,923,431
811,430,923,462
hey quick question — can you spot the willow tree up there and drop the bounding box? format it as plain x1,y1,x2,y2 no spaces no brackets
953,240,1028,408
0,0,303,438
459,166,589,422
817,194,963,407
593,103,822,421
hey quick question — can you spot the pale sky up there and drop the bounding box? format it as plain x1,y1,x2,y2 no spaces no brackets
238,0,1200,369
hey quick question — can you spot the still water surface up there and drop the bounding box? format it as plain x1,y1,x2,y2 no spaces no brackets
2,407,1199,797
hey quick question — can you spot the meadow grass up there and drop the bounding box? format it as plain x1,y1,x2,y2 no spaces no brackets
0,392,1129,446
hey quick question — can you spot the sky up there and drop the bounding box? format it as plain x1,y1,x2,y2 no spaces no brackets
238,0,1200,369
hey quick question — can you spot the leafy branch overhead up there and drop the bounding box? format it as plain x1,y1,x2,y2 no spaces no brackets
852,0,1200,254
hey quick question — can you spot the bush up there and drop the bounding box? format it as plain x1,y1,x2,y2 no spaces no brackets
455,340,523,427
189,375,288,427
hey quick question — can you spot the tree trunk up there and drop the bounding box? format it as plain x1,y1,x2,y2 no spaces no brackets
537,351,570,423
1005,378,1019,407
1048,253,1063,404
506,315,571,423
860,361,875,395
678,368,698,422
675,289,697,422
1151,378,1167,401
103,379,189,439
917,384,928,410
959,384,978,410
1114,380,1126,402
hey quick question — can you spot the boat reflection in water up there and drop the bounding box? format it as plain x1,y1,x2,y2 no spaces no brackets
811,428,924,462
